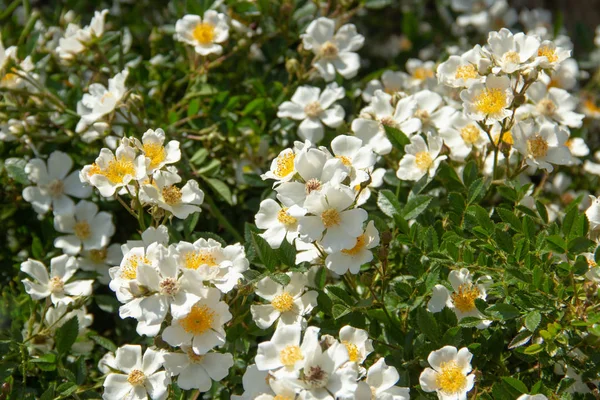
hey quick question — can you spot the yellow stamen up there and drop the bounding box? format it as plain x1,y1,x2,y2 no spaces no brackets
271,292,295,312
413,67,434,81
274,151,295,178
304,101,323,118
455,65,478,80
121,255,150,280
415,151,433,171
279,345,303,366
49,276,64,293
460,124,480,145
162,186,182,205
180,304,215,335
319,41,339,59
336,155,352,167
143,142,166,170
342,341,360,363
493,131,513,146
451,283,480,313
127,369,146,386
94,158,135,184
474,88,506,116
277,208,297,227
435,361,467,395
89,248,107,263
538,46,558,63
321,208,341,228
74,221,91,240
193,23,215,45
342,234,368,256
527,135,549,158
184,250,217,270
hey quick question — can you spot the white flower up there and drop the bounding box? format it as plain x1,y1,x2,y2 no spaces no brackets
405,59,436,88
261,148,298,183
516,395,548,400
22,151,92,216
99,352,117,374
231,364,273,400
20,255,93,305
427,268,492,329
109,245,152,305
141,168,204,219
81,141,147,197
359,90,422,142
250,272,318,329
397,133,446,182
586,196,600,232
162,288,232,354
302,17,364,81
439,113,489,161
255,323,306,373
460,75,514,124
76,70,129,134
419,346,476,400
77,243,122,284
45,303,94,354
163,348,233,391
512,121,572,172
175,12,229,56
121,225,169,254
355,358,410,400
56,10,109,61
339,325,373,365
134,128,181,173
362,70,407,102
410,90,457,134
102,345,170,400
486,28,540,73
298,185,368,252
174,238,249,293
277,83,345,143
582,252,600,283
54,200,115,255
330,135,377,179
325,221,379,275
517,81,583,128
437,45,486,88
536,40,570,70
255,199,304,248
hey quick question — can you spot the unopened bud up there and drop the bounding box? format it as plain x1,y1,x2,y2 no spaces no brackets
285,58,300,77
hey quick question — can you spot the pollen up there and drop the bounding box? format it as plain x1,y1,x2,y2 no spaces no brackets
127,369,146,386
89,248,107,263
538,46,558,63
319,41,339,59
74,221,91,240
279,345,303,366
414,109,430,123
451,283,480,313
271,292,295,312
180,304,215,335
159,277,179,296
305,178,322,194
184,250,217,270
121,255,150,280
304,101,323,118
474,88,507,116
336,155,352,167
0,72,17,85
502,50,521,64
435,361,467,395
342,341,360,362
274,151,295,178
47,179,65,197
588,258,598,267
493,130,513,146
88,163,102,176
380,116,399,129
49,276,64,293
273,396,293,400
277,208,297,227
413,67,434,81
342,234,368,256
162,185,182,205
460,124,480,145
193,22,215,45
321,208,341,228
455,64,478,80
536,99,556,116
415,151,433,171
143,142,166,170
527,135,549,158
103,158,136,184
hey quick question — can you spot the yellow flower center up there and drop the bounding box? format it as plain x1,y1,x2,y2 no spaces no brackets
143,142,166,170
271,292,295,312
414,109,430,123
304,101,323,118
451,283,480,313
460,124,480,145
186,347,205,364
493,130,513,146
121,255,150,280
89,248,107,263
277,208,297,227
180,304,215,335
380,116,399,129
336,155,352,167
415,151,433,171
305,178,322,194
49,276,64,293
537,98,556,116
127,369,146,386
162,185,182,205
0,72,17,85
502,50,521,64
538,46,558,63
274,396,293,400
47,179,65,197
342,341,360,363
274,151,295,178
279,345,303,366
184,250,217,270
435,361,467,395
321,208,341,228
588,258,597,267
74,221,91,240
527,135,549,158
319,41,339,59
455,64,478,80
193,22,215,45
413,67,434,81
342,234,368,256
474,88,507,116
97,158,136,184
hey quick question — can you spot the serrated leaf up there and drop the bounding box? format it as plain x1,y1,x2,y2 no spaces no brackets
326,285,354,306
497,208,522,232
377,189,402,217
202,177,233,205
525,311,541,332
90,335,117,352
5,158,29,184
487,303,520,319
276,239,296,267
332,304,351,319
523,343,543,355
271,273,291,286
383,125,410,148
502,377,528,394
417,307,440,340
508,331,532,349
55,317,79,355
251,232,278,272
402,195,432,220
190,148,209,165
467,177,487,204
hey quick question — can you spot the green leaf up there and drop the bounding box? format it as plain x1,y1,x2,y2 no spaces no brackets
536,201,549,223
251,232,278,272
467,178,487,204
56,382,78,397
271,273,291,286
383,125,410,149
332,304,351,319
417,307,440,341
90,335,117,352
190,148,209,166
508,330,532,349
568,237,595,253
497,208,522,232
187,99,200,117
525,311,542,332
5,157,29,184
402,195,432,220
55,317,79,355
487,303,520,320
502,377,528,394
523,343,544,355
326,285,354,306
377,189,402,217
276,239,297,268
202,177,233,205
546,235,567,253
